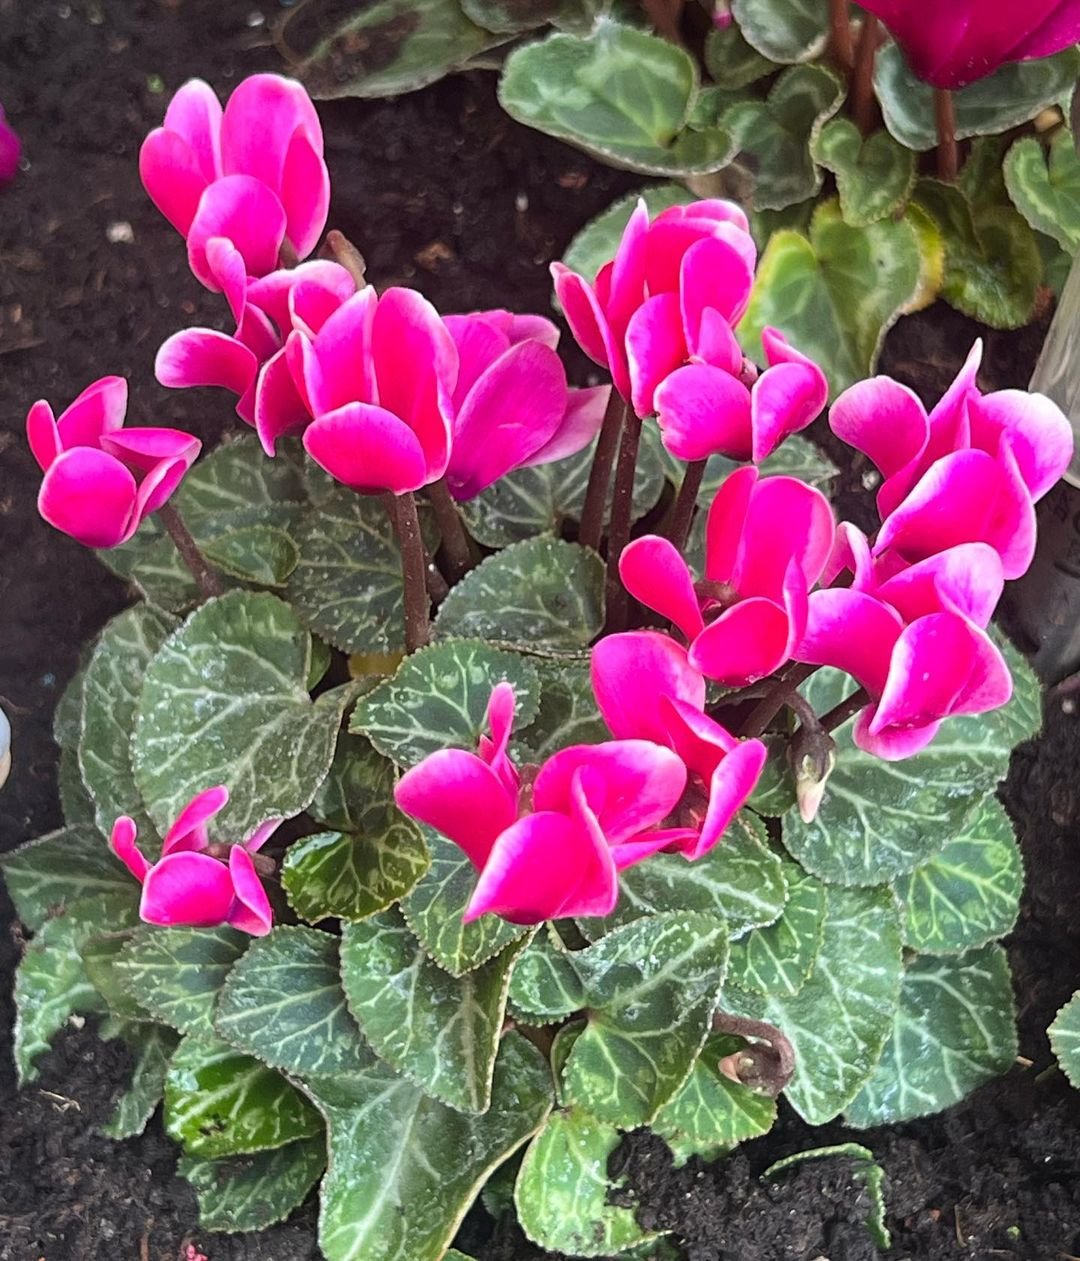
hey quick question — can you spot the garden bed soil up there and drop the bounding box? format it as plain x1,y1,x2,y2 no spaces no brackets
1,4,1079,1259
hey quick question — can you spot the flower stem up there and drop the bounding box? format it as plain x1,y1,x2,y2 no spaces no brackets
828,0,854,71
934,87,959,181
739,662,818,738
324,229,367,290
820,685,870,732
664,458,706,554
578,391,626,555
712,1012,796,1098
604,410,644,634
427,476,475,585
851,14,880,135
642,0,683,42
157,502,225,599
383,492,431,653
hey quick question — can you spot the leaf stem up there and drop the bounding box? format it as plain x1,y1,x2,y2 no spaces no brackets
851,14,880,135
739,662,818,738
819,685,870,732
664,458,707,553
712,1012,796,1098
578,391,626,554
383,492,431,653
156,502,225,599
934,87,959,181
427,476,475,585
604,409,644,634
828,0,854,72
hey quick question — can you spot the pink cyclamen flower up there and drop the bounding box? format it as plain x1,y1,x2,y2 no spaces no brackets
795,590,1013,760
26,376,200,548
856,0,1080,89
110,786,279,935
287,285,458,495
441,309,610,500
0,104,20,187
591,632,767,860
830,341,1073,580
394,682,690,923
156,241,356,448
620,466,835,687
140,74,329,289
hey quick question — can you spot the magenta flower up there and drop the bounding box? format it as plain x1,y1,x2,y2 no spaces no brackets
856,0,1080,89
795,591,1013,760
140,75,329,288
0,103,20,187
286,286,458,495
156,245,356,448
110,786,279,936
441,309,610,501
26,377,200,549
620,466,835,687
830,342,1073,580
394,683,690,923
591,632,767,860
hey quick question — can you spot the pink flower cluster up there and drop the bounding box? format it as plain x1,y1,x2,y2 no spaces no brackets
553,199,827,462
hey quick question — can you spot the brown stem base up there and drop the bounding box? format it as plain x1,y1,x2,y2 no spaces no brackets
604,411,644,634
578,392,626,555
828,0,854,71
157,502,224,599
713,1012,796,1098
935,87,959,181
427,476,475,585
384,492,431,653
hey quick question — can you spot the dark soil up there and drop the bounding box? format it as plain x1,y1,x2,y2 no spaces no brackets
1,3,1079,1260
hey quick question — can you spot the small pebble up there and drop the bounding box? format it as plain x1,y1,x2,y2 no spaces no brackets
106,221,134,244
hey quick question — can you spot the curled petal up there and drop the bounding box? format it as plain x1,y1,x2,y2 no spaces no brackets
591,631,705,742
226,846,274,936
187,174,287,288
828,375,928,495
132,456,191,523
155,328,258,398
243,818,283,854
205,236,249,324
688,597,792,687
626,292,688,419
821,521,875,591
162,785,230,854
686,738,768,860
255,348,311,455
303,402,430,495
550,262,624,395
280,127,330,260
751,333,828,463
395,750,517,870
877,543,1004,628
101,426,200,473
53,376,129,451
521,385,609,470
853,708,942,760
969,388,1074,503
620,536,704,641
658,696,738,778
655,363,752,462
140,851,237,928
110,816,150,883
38,448,137,548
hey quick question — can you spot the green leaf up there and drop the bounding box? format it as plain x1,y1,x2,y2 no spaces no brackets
652,1032,777,1165
81,931,150,1021
739,198,921,399
79,603,176,840
562,911,729,1126
133,591,352,839
875,43,1080,151
285,483,434,653
1,825,133,931
762,1143,890,1249
499,19,735,176
341,908,526,1113
285,0,505,99
113,925,249,1038
914,178,1041,329
285,734,429,922
164,1033,323,1158
727,885,903,1124
59,744,97,829
402,827,531,976
1005,130,1080,253
727,862,827,997
435,538,605,649
508,926,588,1023
203,524,299,587
14,895,138,1083
102,1023,180,1139
517,660,608,760
178,1134,326,1233
353,638,540,767
1050,991,1080,1089
721,65,845,211
461,0,566,34
705,21,775,88
579,812,787,941
785,655,1039,887
895,797,1023,954
845,945,1017,1127
562,184,695,282
215,926,373,1078
54,662,89,748
459,427,666,549
306,1031,552,1261
515,1108,664,1256
733,0,829,63
811,119,915,227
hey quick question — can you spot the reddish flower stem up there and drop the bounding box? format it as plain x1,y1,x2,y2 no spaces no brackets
739,662,819,738
664,458,707,554
642,0,684,43
578,391,627,555
934,87,959,181
427,476,475,585
851,14,880,135
828,0,854,71
324,228,367,289
604,410,644,634
820,685,870,732
383,492,431,653
157,502,225,599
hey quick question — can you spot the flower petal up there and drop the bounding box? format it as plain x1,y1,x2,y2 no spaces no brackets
685,738,767,860
751,333,828,463
303,402,430,495
140,851,237,927
155,328,258,398
704,464,757,584
110,816,150,882
226,846,274,936
797,589,903,698
395,750,517,870
520,385,610,470
877,543,1004,628
187,174,287,288
255,347,311,455
139,128,211,237
550,261,624,394
679,234,755,333
279,127,330,260
828,374,928,497
619,535,704,640
26,400,62,472
220,73,323,189
162,785,230,855
626,292,688,418
161,78,222,182
969,388,1074,503
654,362,752,462
688,597,792,687
54,376,129,451
302,287,379,415
38,448,137,548
591,631,705,742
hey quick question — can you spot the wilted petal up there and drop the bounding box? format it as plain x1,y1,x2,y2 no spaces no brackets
591,631,706,742
655,363,752,462
226,846,274,936
140,851,237,927
619,536,704,640
304,402,430,495
38,448,137,548
162,784,230,854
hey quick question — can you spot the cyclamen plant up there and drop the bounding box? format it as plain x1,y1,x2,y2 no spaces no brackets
3,68,1073,1260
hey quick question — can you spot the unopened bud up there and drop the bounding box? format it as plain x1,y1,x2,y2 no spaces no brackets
788,726,837,824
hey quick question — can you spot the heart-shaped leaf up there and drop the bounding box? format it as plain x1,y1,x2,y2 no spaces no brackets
102,1023,180,1140
705,20,775,88
516,660,608,760
845,945,1017,1127
727,861,827,997
811,119,915,227
508,926,589,1023
498,19,735,176
731,0,830,63
1,825,133,931
1005,130,1080,253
